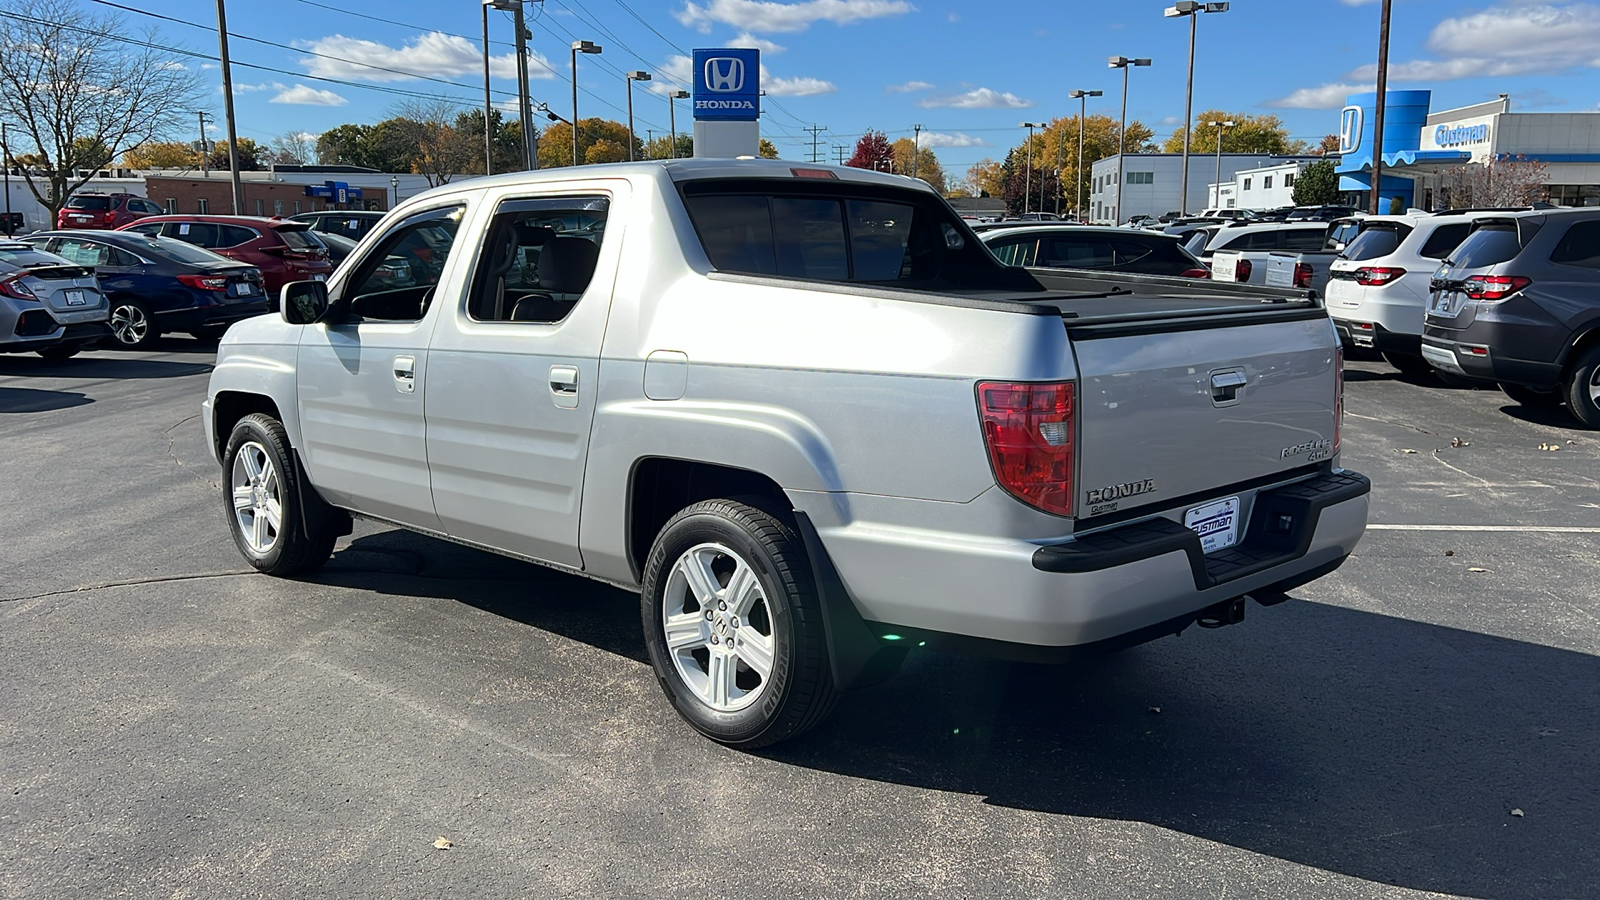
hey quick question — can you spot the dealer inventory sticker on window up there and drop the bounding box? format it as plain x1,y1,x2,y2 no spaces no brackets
1185,496,1241,554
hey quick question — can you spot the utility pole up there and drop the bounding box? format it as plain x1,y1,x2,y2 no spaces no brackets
214,0,243,213
1370,0,1392,214
481,0,493,175
513,1,536,169
834,145,847,165
1,121,13,236
805,124,827,163
196,111,210,177
911,124,922,181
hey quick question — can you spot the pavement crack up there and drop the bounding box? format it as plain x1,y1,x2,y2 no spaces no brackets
1,570,254,603
165,413,218,489
1346,410,1439,436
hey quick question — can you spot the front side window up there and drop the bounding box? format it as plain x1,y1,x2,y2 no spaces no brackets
343,206,464,322
467,196,608,323
51,237,113,267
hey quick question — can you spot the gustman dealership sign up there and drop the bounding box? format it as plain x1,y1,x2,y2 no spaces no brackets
692,48,760,122
1435,123,1490,147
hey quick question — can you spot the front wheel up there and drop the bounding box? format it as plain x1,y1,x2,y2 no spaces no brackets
1562,345,1600,428
640,499,837,749
221,413,339,575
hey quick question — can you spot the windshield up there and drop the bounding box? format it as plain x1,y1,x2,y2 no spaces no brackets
65,196,112,211
1448,226,1523,268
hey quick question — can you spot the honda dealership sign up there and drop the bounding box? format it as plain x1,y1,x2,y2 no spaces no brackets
692,48,760,121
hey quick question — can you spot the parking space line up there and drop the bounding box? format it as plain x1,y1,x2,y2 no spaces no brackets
1368,525,1600,533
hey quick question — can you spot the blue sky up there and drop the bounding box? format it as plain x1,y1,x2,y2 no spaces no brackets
131,0,1600,179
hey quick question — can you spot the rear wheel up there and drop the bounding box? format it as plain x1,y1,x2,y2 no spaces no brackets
640,499,837,749
222,413,340,575
107,297,159,349
1499,382,1563,408
1562,345,1600,428
1381,351,1433,377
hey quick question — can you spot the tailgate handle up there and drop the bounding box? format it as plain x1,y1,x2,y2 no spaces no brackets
1211,370,1247,403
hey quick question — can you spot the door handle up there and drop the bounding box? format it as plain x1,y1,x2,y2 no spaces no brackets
549,365,579,409
393,354,416,394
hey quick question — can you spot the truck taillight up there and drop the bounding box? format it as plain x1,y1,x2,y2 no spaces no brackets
1294,261,1314,288
1353,266,1405,286
1334,347,1344,456
1464,274,1531,301
1235,258,1252,282
977,381,1075,517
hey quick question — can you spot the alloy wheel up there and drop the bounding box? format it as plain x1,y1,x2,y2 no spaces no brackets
662,542,777,712
109,303,149,346
230,441,282,554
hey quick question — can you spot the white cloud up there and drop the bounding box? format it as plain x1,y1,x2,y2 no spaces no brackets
647,55,694,94
232,82,280,94
1159,115,1183,127
917,87,1033,109
729,32,785,52
299,32,555,83
648,54,832,96
918,131,986,148
1265,82,1375,109
765,75,835,96
676,0,914,34
270,84,348,106
1347,3,1600,83
887,80,933,93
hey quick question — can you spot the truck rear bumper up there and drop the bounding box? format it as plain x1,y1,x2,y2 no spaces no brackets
816,470,1369,653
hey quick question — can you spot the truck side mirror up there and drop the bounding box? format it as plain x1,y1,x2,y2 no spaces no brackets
281,280,331,325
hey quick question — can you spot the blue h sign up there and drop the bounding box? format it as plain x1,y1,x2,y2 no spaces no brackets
692,48,760,122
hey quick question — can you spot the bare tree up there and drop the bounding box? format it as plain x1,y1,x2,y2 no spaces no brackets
393,99,473,187
0,0,201,218
1437,156,1550,209
270,130,317,166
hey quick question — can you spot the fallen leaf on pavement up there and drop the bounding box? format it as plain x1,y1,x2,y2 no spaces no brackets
1400,449,1418,454
1451,437,1470,448
1148,706,1162,714
1511,809,1525,818
1468,567,1489,573
433,837,454,850
1444,550,1455,557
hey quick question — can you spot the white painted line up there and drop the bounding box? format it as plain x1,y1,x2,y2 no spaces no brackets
1368,524,1600,533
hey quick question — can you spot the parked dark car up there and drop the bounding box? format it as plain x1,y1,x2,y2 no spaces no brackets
1287,205,1361,223
118,215,332,293
982,225,1210,277
1422,208,1600,425
56,192,165,230
290,210,385,241
22,230,269,348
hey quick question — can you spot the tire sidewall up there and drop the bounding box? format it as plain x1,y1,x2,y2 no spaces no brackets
642,508,799,745
222,415,295,572
1565,347,1600,427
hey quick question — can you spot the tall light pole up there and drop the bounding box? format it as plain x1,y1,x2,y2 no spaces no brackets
1020,122,1044,214
1,122,12,236
1371,0,1393,214
1166,2,1228,216
668,90,689,159
1214,119,1236,208
1068,90,1102,220
213,0,243,213
390,175,398,208
481,0,493,175
625,71,650,161
570,41,602,166
911,123,922,181
1108,56,1151,225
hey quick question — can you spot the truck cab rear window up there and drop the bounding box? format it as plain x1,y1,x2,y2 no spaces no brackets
684,194,927,282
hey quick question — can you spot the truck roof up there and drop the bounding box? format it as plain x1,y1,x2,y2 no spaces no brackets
415,158,935,197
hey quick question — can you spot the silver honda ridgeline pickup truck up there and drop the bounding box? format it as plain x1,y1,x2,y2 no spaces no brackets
204,160,1368,748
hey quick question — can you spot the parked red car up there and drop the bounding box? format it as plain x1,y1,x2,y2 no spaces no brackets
118,215,332,292
57,192,166,230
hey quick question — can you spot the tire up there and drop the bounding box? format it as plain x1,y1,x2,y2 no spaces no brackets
36,346,80,360
640,499,837,749
1562,344,1600,429
221,413,339,575
1381,351,1433,377
106,297,159,349
1499,382,1563,408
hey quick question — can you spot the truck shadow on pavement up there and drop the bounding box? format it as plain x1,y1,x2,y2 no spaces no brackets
0,356,212,379
0,385,93,413
320,530,1596,899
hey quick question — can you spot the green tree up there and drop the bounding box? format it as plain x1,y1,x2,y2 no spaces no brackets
1164,111,1304,155
1291,160,1341,206
207,137,265,172
536,119,637,168
455,109,527,172
643,133,693,159
891,137,944,193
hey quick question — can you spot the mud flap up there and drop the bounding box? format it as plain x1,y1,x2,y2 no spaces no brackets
792,511,907,692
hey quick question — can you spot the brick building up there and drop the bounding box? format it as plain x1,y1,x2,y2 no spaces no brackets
143,174,391,218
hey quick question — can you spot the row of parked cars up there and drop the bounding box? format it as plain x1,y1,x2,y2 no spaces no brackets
1,204,384,357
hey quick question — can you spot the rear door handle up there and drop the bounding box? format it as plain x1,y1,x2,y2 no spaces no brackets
549,364,579,409
393,354,416,394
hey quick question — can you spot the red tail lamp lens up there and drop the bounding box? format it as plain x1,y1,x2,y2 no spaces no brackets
977,381,1075,517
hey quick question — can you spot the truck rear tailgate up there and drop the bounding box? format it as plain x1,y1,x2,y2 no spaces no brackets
1068,311,1339,520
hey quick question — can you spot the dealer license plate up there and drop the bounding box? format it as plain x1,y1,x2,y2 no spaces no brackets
1185,496,1241,554
1429,292,1463,318
236,282,255,296
63,290,86,306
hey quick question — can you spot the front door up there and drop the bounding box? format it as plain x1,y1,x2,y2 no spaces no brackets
423,187,622,568
295,204,467,530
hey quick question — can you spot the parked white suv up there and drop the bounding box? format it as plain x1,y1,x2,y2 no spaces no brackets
1326,212,1485,374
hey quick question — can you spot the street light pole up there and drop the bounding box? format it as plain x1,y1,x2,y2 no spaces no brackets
625,71,651,162
1166,2,1228,216
1,122,12,236
1371,0,1393,214
668,90,689,159
1068,90,1102,220
1020,122,1044,214
390,175,398,209
1214,119,1236,207
1108,56,1151,226
911,123,922,181
570,41,602,166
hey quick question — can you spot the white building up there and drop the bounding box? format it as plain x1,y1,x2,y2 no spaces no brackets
1207,159,1330,211
1088,153,1323,224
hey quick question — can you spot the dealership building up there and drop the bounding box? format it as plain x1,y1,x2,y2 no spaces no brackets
1335,91,1600,210
1087,152,1323,223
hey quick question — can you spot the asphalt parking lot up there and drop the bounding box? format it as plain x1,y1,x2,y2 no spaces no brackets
3,342,1598,900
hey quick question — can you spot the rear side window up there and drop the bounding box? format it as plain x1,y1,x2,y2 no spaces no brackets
218,225,257,247
1282,227,1329,251
66,196,111,211
277,228,322,250
1549,220,1600,269
987,237,1037,266
685,194,932,282
1418,223,1471,260
1231,230,1281,251
125,222,165,237
1450,225,1523,267
1326,220,1363,249
170,222,221,247
1341,225,1409,261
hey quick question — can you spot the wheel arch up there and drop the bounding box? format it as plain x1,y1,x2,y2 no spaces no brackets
625,457,790,584
211,391,284,460
1561,324,1600,377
